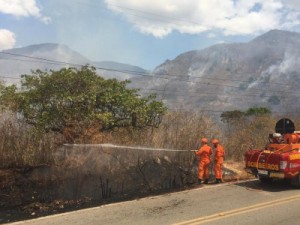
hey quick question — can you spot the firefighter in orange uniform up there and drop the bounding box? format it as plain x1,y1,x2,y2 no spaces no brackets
196,138,212,184
212,139,225,184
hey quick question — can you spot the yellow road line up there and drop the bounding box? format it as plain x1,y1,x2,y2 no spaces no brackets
173,194,300,225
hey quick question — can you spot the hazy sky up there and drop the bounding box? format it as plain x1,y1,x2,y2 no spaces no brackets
1,0,300,70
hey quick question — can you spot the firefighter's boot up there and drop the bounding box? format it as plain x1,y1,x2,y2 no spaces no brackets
214,179,221,184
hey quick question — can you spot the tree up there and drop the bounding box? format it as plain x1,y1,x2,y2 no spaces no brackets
245,107,271,116
0,66,166,141
220,110,245,123
221,107,271,123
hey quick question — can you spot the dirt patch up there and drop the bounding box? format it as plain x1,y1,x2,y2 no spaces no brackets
223,160,254,181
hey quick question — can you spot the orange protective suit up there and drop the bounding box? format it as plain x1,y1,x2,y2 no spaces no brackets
196,144,212,180
213,144,225,179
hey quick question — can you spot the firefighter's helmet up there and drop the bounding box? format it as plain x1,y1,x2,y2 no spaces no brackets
201,138,208,143
212,139,219,144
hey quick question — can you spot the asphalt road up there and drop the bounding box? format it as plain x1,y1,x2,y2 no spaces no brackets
6,179,300,225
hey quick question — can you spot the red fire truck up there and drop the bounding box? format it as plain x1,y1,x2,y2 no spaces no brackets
244,118,300,186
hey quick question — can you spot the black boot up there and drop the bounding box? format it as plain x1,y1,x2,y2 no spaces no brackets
198,179,202,185
203,179,209,184
214,179,220,184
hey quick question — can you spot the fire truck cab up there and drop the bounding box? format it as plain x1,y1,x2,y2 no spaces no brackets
244,118,300,186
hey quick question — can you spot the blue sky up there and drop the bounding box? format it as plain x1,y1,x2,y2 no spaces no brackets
1,0,300,70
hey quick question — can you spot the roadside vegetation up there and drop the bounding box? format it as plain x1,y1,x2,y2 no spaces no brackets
0,66,298,167
0,66,166,167
1,66,299,222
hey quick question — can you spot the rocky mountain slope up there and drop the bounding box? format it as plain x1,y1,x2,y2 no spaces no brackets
137,30,300,113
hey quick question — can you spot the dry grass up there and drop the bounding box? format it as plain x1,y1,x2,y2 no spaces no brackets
108,111,221,151
0,110,290,168
0,112,64,169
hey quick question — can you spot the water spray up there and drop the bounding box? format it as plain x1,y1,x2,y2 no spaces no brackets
64,143,196,152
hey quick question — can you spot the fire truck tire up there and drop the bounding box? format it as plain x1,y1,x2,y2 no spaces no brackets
291,174,300,187
258,176,272,183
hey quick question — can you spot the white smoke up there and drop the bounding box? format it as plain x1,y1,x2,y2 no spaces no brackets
262,50,300,81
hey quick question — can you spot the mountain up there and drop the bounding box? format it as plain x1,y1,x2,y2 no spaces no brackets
140,29,300,113
0,43,147,84
2,31,300,114
93,61,149,79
